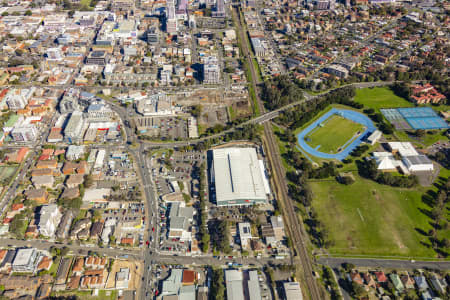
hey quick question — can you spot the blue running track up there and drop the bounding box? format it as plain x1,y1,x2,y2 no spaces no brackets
297,108,376,161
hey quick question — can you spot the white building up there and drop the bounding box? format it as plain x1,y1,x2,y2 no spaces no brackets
283,282,303,300
11,125,39,142
12,248,41,272
115,268,130,289
203,56,220,84
367,130,382,145
64,111,85,143
168,202,194,241
5,88,35,110
226,270,244,300
387,142,418,156
66,145,85,160
402,155,434,172
135,93,174,116
238,222,252,248
225,269,262,300
94,149,106,169
87,101,114,121
374,142,433,173
38,204,62,237
211,148,269,206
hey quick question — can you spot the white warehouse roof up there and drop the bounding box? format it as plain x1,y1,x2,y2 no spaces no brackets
212,148,268,206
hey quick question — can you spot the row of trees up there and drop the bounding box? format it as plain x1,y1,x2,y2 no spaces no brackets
209,268,225,300
195,162,210,253
210,220,232,254
426,177,450,257
276,86,358,128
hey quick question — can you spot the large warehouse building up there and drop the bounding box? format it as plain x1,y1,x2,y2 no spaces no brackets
211,147,270,207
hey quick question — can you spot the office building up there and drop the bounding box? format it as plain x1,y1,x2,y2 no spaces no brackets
212,0,226,17
12,248,40,272
203,56,220,84
11,125,39,142
64,111,85,144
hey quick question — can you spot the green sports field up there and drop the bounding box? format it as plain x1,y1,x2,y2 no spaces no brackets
304,115,365,154
310,170,450,258
354,87,413,110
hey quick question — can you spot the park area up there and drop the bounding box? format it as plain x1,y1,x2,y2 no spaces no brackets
304,114,365,154
353,87,413,110
309,169,450,258
0,166,17,185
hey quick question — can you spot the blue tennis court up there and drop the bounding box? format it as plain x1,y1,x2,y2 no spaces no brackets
397,107,448,130
398,107,437,118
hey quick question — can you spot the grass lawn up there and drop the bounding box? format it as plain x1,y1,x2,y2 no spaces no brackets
310,173,448,258
0,166,18,183
354,87,413,111
304,115,365,154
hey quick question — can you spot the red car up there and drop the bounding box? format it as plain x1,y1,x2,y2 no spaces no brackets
146,241,150,246
152,227,155,232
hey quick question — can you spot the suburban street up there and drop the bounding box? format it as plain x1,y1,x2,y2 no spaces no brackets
318,257,450,271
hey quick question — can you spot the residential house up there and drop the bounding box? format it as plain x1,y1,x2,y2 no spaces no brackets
66,174,84,188
62,161,88,175
351,271,364,285
430,274,447,295
37,256,53,272
35,159,58,169
67,275,81,290
120,237,134,246
390,274,404,292
410,83,446,104
85,256,107,270
56,211,73,239
90,221,104,240
71,258,84,275
401,275,415,289
55,257,73,285
24,188,48,204
363,273,376,289
61,187,80,200
415,276,429,291
31,175,55,189
70,219,91,239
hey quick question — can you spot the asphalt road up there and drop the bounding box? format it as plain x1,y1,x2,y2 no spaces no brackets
318,257,450,271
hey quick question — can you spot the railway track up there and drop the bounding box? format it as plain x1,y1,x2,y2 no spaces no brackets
233,5,322,300
263,123,322,300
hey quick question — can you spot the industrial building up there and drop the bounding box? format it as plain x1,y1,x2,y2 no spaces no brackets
225,269,262,300
210,147,270,206
283,282,303,300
